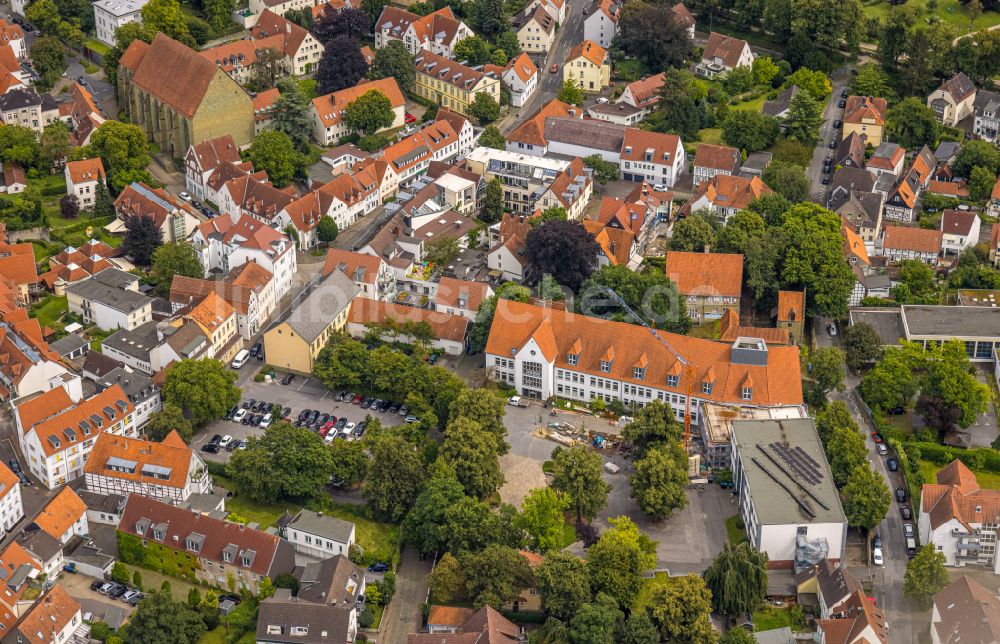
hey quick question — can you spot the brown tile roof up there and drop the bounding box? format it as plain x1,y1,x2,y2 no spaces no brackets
932,576,1000,644
487,300,802,405
941,209,979,237
323,248,382,282
119,495,294,578
186,290,235,334
665,251,743,298
376,6,465,48
229,261,273,293
408,606,520,644
585,221,634,266
118,38,149,72
427,605,475,627
33,487,86,541
435,108,471,137
844,95,887,127
694,143,740,173
922,461,1000,531
348,296,469,343
622,72,664,109
222,175,295,221
567,39,606,67
83,431,193,490
937,459,981,494
310,77,404,128
434,277,491,311
882,224,943,254
126,34,221,118
17,385,134,459
66,158,105,185
938,72,977,103
702,32,750,68
251,10,312,58
672,2,695,27
508,99,577,147
194,213,289,254
927,179,969,198
777,290,805,323
688,174,773,212
621,129,681,165
817,590,886,644
10,584,80,644
596,195,647,235
189,135,241,173
414,50,489,91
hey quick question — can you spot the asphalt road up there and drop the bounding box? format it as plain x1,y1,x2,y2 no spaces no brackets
808,71,851,205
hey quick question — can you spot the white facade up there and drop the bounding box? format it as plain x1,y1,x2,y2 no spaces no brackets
65,172,99,209
93,0,148,47
85,453,212,503
66,290,152,332
619,138,686,189
941,214,982,256
504,66,537,109
487,243,525,282
583,8,617,49
0,479,23,538
285,525,355,559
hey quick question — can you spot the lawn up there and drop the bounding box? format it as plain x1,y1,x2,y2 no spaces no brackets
85,38,111,56
298,79,318,100
557,521,577,548
30,295,67,329
634,572,672,613
199,626,255,644
753,605,805,632
725,514,747,544
688,319,721,340
863,0,1000,34
918,459,1000,490
698,128,723,145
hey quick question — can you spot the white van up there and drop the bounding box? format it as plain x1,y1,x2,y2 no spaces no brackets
231,349,250,369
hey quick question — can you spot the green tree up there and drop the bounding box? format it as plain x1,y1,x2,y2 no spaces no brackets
441,496,519,554
368,40,415,93
535,552,590,621
720,628,757,644
87,121,153,191
557,79,584,106
722,110,779,152
859,349,918,412
786,68,832,99
205,0,236,30
819,402,862,447
454,35,491,64
569,593,623,644
904,544,949,610
314,333,368,388
580,266,692,334
468,281,531,351
462,545,533,608
583,154,620,185
271,78,313,152
40,122,71,172
468,92,501,125
123,591,206,644
669,213,717,251
449,389,508,453
144,403,194,443
970,165,996,201
647,574,718,643
517,487,569,551
328,438,368,488
0,125,43,171
777,204,855,317
122,214,163,267
227,422,335,502
162,359,240,428
843,465,891,530
620,402,683,457
752,56,779,86
843,322,884,372
525,220,600,291
317,216,339,244
717,209,766,255
703,542,768,618
429,552,466,603
630,443,688,520
316,38,367,92
919,339,990,428
140,0,191,42
850,63,894,99
551,444,611,521
762,162,811,201
811,347,846,396
886,98,941,150
827,425,868,487
441,416,503,499
345,89,395,135
402,474,465,553
586,517,657,609
365,435,426,521
955,140,1000,177
246,130,301,188
29,36,66,89
618,3,693,71
478,125,505,149
481,176,504,223
93,178,115,217
112,562,131,584
783,91,824,145
150,242,203,296
470,0,506,38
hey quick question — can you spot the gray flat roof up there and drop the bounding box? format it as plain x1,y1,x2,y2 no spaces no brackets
49,334,89,357
732,418,846,526
66,275,152,314
901,305,1000,339
849,308,906,346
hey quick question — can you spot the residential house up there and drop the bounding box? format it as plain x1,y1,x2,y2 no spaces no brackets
502,53,538,108
881,224,942,264
61,83,105,148
815,590,887,644
525,0,566,22
485,299,802,411
0,241,41,308
536,157,593,221
682,174,773,224
542,117,624,163
433,277,493,320
835,132,867,170
323,249,395,301
583,0,619,48
665,251,743,323
436,108,476,158
346,297,469,354
184,135,242,202
373,6,472,57
170,261,277,339
927,179,969,200
506,99,581,155
84,430,212,503
0,89,59,133
248,0,323,19
281,510,355,559
973,89,1000,143
0,20,24,60
423,162,482,214
64,159,105,210
183,290,240,363
992,221,1000,267
584,213,640,269
4,584,82,644
826,166,875,212
464,147,573,214
919,460,1000,572
113,182,201,244
189,212,297,301
672,3,696,37
0,44,26,99
795,560,864,620
515,5,554,53
590,72,663,125
263,270,359,375
762,85,800,121
253,88,280,134
118,34,255,154
91,366,161,429
866,142,905,178
65,268,153,331
250,10,324,75
119,495,295,593
564,40,610,93
487,210,537,281
426,606,475,635
930,576,1000,643
0,164,24,194
885,146,935,222
412,50,501,118
93,0,148,46
32,487,89,546
928,72,977,127
101,319,209,374
309,77,405,146
692,143,740,188
407,606,521,644
0,540,45,625
776,290,805,346
619,129,685,188
836,190,884,243
940,208,981,256
413,119,462,163
0,313,79,403
13,386,135,489
842,95,887,145
506,551,543,613
696,32,753,79
0,463,21,538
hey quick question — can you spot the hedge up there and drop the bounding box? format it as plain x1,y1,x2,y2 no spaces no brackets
205,461,228,478
905,441,1000,474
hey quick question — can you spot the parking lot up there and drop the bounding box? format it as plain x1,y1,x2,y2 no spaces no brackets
192,376,406,462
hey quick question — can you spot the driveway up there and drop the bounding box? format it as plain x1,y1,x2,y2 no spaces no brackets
380,547,431,644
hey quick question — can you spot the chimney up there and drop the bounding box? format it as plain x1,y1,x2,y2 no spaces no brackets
285,22,291,33
703,244,711,254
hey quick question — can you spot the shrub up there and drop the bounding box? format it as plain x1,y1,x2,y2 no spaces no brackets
89,623,112,642
359,607,374,628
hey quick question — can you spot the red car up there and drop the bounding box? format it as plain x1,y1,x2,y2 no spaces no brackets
404,112,416,123
319,422,335,438
353,394,363,405
550,64,558,73
872,432,883,443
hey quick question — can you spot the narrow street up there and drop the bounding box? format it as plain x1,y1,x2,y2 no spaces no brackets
807,69,851,205
380,548,431,644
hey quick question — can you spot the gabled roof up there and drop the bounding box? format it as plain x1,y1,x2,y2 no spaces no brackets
835,132,867,169
671,2,695,27
84,431,193,490
310,77,404,128
694,143,740,173
937,72,977,103
665,251,743,298
777,291,804,324
882,224,942,254
121,33,223,118
844,95,887,127
567,39,606,67
413,50,489,91
504,52,537,84
434,276,491,311
9,584,80,644
193,213,290,256
867,142,904,172
688,174,773,212
508,99,578,147
322,248,383,283
941,208,979,237
375,6,465,47
584,219,635,266
65,158,105,185
188,135,240,173
251,10,313,58
816,590,886,644
222,175,295,221
283,270,359,342
702,32,749,67
621,72,664,109
32,487,86,541
408,606,520,644
932,575,1000,644
18,385,135,459
620,129,681,165
348,296,469,343
185,290,235,335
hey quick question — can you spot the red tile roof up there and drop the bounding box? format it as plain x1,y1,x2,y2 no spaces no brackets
11,584,80,644
882,224,943,254
348,296,469,343
121,34,220,118
84,431,194,490
693,143,740,173
65,158,105,185
323,248,382,282
311,77,404,128
665,251,744,298
189,135,241,173
702,32,750,68
508,99,578,147
434,277,491,312
777,291,805,323
567,39,606,67
33,487,86,541
844,95,887,127
17,385,134,458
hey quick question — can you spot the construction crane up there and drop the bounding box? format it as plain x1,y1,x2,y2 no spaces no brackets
593,286,698,450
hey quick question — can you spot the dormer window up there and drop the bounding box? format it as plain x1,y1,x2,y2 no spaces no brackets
741,387,752,401
702,382,714,395
599,360,611,373
633,367,645,380
152,529,163,541
666,374,679,388
567,353,579,366
186,540,199,552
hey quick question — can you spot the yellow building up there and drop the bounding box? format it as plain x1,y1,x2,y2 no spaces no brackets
564,40,610,93
842,95,887,146
413,50,502,117
185,291,241,364
263,270,359,375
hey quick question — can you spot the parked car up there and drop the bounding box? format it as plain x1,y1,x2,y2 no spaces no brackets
833,119,842,128
209,434,222,445
841,88,848,97
98,582,114,595
368,562,389,573
218,435,232,448
829,139,837,149
307,410,320,424
352,421,367,439
404,112,416,123
353,394,363,405
821,176,830,185
508,396,528,407
299,409,312,421
316,413,329,426
219,594,242,606
827,323,837,337
895,487,907,502
838,99,846,108
125,592,146,606
904,523,914,538
243,399,256,409
259,414,273,428
872,547,883,566
281,406,291,418
224,405,238,420
7,459,21,474
404,415,419,423
108,585,129,600
241,413,253,426
232,409,247,423
550,63,558,73
823,165,831,174
201,443,219,453
281,373,296,385
871,432,883,443
872,533,882,549
877,443,888,456
122,590,141,603
887,458,898,472
90,580,105,591
388,404,399,414
334,417,347,431
900,506,912,520
179,192,191,201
